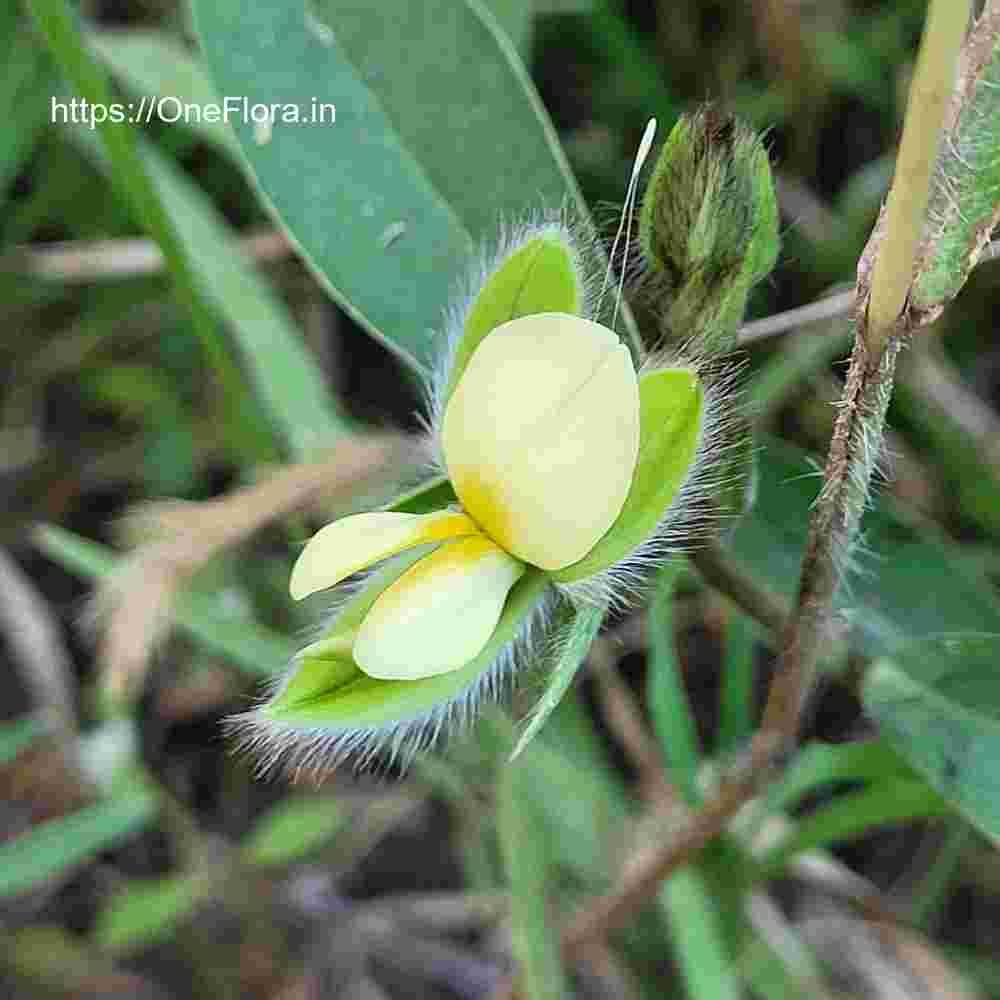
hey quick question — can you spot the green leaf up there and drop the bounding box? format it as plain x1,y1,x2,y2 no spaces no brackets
387,476,458,515
71,129,346,459
88,30,240,158
716,609,755,755
553,367,703,582
759,779,949,877
446,228,583,400
0,716,49,767
34,525,297,676
191,0,600,374
93,873,208,953
648,561,701,804
498,759,569,1000
0,29,55,205
863,634,1000,841
242,795,346,867
768,739,913,815
0,789,158,898
727,438,1000,657
27,0,275,463
659,866,742,1000
511,600,604,759
911,8,1000,311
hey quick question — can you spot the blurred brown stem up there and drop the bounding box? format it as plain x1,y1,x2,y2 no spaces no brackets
561,0,970,958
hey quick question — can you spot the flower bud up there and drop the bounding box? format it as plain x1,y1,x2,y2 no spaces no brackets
640,107,779,353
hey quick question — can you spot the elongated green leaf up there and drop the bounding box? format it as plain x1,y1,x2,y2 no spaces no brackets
498,759,569,999
242,795,346,867
716,610,755,755
70,129,346,459
192,0,602,373
0,789,157,898
34,525,296,675
648,561,701,804
768,739,912,815
864,634,1000,841
728,438,1000,657
27,0,273,462
511,600,604,759
659,866,741,1000
88,30,240,157
0,30,54,204
760,779,949,877
93,873,208,953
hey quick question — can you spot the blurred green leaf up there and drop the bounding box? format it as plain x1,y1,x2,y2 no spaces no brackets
498,758,569,999
768,739,912,815
27,0,275,463
71,129,347,459
759,779,949,877
0,787,158,898
34,524,297,676
0,28,55,204
89,30,240,157
93,873,208,953
485,0,533,56
659,866,741,1000
648,561,701,804
727,438,1000,657
242,795,346,867
511,600,604,760
864,634,1000,842
81,363,183,417
192,0,601,374
716,609,755,756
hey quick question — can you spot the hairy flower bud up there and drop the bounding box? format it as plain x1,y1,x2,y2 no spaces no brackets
640,108,779,353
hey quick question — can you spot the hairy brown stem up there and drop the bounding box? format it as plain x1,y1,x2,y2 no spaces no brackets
560,0,968,960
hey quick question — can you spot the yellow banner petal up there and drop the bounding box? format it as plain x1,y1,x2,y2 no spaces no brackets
353,535,525,680
441,312,640,570
289,510,478,600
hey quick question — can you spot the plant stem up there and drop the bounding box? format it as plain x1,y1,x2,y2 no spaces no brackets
866,0,972,354
561,0,970,956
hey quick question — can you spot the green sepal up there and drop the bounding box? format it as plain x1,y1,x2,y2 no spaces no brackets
385,475,458,515
445,227,583,400
264,554,550,730
510,599,606,759
553,367,704,582
268,546,430,714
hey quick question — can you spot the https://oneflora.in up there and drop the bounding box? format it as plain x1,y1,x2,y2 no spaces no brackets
233,114,777,774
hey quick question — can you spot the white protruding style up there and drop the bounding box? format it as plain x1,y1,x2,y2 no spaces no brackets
596,117,658,330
